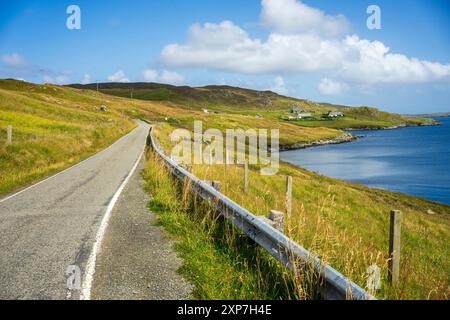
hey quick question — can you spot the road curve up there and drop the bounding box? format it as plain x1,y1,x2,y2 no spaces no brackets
0,120,150,299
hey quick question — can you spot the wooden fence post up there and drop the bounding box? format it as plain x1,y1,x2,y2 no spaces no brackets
6,125,12,145
388,210,402,285
244,160,249,193
286,176,292,217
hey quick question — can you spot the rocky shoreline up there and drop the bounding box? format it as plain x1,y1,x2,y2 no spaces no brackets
279,133,358,151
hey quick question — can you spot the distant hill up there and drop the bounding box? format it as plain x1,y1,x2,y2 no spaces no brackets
68,82,340,112
67,82,435,129
404,112,450,118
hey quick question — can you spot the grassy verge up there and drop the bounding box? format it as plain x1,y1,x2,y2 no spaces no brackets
151,123,450,300
143,150,324,300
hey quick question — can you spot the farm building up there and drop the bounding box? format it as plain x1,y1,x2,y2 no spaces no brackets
297,113,313,119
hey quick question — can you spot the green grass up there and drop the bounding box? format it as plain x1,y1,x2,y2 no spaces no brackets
168,114,343,147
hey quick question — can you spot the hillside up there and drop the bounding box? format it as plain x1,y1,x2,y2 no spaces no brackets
0,79,346,195
0,79,135,195
69,82,436,129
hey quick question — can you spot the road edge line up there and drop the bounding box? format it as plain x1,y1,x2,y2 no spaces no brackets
80,148,145,300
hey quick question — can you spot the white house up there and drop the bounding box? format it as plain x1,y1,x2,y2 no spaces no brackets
328,111,344,117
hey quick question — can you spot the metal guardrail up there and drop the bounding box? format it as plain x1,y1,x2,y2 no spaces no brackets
148,127,376,300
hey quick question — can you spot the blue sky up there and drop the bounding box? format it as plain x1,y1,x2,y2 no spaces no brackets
0,0,449,113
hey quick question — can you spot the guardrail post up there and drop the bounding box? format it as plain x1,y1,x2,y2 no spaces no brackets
286,176,292,217
206,180,221,192
388,210,402,285
268,210,284,232
6,125,12,145
257,216,276,229
244,160,249,193
212,181,221,192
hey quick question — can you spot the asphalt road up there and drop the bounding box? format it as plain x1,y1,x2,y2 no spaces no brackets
0,121,153,299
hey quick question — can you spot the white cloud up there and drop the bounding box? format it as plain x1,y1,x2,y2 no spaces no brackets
0,53,73,85
160,0,450,87
142,69,158,82
142,69,184,85
318,78,349,95
108,70,130,83
340,36,450,84
159,70,184,85
269,76,287,95
43,74,70,85
261,0,350,37
81,74,92,84
162,24,349,74
1,53,28,68
188,21,250,48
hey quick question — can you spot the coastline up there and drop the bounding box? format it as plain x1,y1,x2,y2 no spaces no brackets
343,121,441,131
280,120,440,152
279,118,450,207
279,133,358,151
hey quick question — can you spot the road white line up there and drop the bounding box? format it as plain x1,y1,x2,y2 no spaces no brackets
0,126,139,204
80,148,145,300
